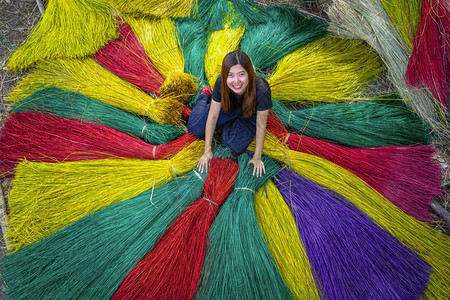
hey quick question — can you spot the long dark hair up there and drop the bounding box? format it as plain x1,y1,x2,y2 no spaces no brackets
220,51,256,118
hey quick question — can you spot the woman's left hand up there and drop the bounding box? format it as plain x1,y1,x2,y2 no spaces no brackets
249,156,265,178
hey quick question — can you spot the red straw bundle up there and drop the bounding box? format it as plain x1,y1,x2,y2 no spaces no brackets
405,0,449,109
111,157,238,300
267,113,441,221
94,22,164,95
0,112,195,174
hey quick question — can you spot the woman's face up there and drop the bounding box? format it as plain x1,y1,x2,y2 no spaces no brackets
226,64,248,95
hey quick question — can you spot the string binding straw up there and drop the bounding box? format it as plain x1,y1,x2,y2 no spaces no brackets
235,187,255,193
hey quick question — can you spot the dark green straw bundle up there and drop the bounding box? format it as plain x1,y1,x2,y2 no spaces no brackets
271,97,431,147
176,17,209,82
195,153,292,299
1,169,207,300
12,87,185,145
241,5,328,71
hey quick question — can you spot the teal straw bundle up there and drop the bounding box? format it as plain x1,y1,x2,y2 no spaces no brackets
271,97,431,147
12,87,185,145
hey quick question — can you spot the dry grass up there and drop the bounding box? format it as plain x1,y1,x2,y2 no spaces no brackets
0,0,447,250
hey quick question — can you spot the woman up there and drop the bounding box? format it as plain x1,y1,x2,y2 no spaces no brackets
187,51,272,177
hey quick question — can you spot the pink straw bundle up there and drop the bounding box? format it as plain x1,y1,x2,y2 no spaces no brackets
112,157,238,300
0,112,195,175
405,0,449,109
267,113,441,221
94,21,164,95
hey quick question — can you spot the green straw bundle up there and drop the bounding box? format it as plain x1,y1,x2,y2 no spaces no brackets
240,6,328,71
12,88,185,145
1,169,207,300
196,153,292,299
271,98,431,147
176,17,209,82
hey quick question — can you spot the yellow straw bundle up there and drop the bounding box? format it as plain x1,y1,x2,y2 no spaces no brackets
204,26,246,88
7,0,118,72
268,37,385,104
106,0,197,18
250,133,450,299
6,140,204,252
6,58,184,124
379,0,422,51
159,71,199,104
255,181,320,300
124,16,185,79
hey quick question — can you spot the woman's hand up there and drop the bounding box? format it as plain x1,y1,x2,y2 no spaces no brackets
197,150,213,173
249,156,265,178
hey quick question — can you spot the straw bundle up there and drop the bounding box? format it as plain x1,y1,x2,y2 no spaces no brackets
124,16,185,79
200,0,242,31
158,71,199,104
105,0,197,18
379,0,422,51
94,22,164,94
267,113,441,221
405,0,449,109
255,180,320,299
176,17,209,81
13,88,185,145
267,36,385,104
240,6,328,71
250,133,450,299
7,0,118,72
0,112,196,172
195,153,292,299
112,157,238,299
1,169,208,299
6,58,184,124
325,0,450,144
6,140,204,251
271,98,431,147
229,0,269,28
276,169,430,299
204,26,246,88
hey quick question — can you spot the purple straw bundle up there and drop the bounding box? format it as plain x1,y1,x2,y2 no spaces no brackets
275,169,430,299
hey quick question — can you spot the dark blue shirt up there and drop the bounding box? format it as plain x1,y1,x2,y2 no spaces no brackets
211,76,272,119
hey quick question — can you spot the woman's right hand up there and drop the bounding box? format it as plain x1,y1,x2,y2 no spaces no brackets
197,150,213,173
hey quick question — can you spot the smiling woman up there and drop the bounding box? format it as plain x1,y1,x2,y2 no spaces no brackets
187,51,272,177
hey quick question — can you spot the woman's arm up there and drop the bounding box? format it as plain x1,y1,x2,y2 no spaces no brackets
197,100,222,173
249,109,269,177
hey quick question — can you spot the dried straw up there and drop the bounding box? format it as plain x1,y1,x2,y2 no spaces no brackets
1,168,208,299
12,88,185,145
94,21,165,94
7,0,118,72
325,0,450,146
6,140,204,251
111,157,238,299
124,16,185,79
105,0,197,18
268,36,385,104
195,153,292,298
276,169,430,299
0,112,196,173
240,6,328,71
6,58,184,124
204,26,246,88
175,17,209,82
271,97,431,147
250,133,450,299
379,0,422,51
267,113,441,221
255,180,320,299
